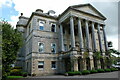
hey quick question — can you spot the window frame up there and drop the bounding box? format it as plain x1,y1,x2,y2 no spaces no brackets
51,61,57,69
51,23,56,32
51,43,56,54
38,61,44,70
39,20,45,30
38,42,44,53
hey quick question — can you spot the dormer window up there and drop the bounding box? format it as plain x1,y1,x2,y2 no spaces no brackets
51,23,56,32
39,21,45,30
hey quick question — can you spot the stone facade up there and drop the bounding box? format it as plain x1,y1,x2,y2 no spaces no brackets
16,4,108,76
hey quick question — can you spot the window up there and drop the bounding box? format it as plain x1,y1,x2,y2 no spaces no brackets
38,43,44,52
38,61,44,70
51,23,56,32
39,21,45,30
51,43,56,53
64,44,67,51
51,61,56,69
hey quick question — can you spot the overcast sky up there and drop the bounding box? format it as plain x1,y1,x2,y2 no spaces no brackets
0,0,119,50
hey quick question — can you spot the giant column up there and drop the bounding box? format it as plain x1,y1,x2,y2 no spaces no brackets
91,22,97,52
70,16,75,49
60,24,64,51
85,20,90,51
78,18,84,51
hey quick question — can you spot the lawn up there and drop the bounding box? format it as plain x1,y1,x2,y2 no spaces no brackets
7,76,24,79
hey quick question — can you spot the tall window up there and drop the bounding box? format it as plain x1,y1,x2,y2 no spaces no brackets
64,44,67,51
51,43,56,53
51,23,56,32
51,61,56,69
38,61,44,70
38,43,44,52
39,21,45,30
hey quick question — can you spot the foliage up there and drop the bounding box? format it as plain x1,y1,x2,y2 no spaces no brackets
81,70,90,75
7,76,23,79
13,66,22,69
104,69,111,72
10,69,22,76
90,70,98,74
21,72,28,77
66,71,82,76
108,41,113,47
83,52,89,59
110,68,118,71
93,51,102,60
97,69,105,73
2,21,23,79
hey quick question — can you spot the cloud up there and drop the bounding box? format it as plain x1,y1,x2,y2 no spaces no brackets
0,0,13,7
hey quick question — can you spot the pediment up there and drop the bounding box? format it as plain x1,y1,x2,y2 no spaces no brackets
71,4,106,20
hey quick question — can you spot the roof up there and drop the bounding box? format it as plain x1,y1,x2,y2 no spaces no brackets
58,3,106,20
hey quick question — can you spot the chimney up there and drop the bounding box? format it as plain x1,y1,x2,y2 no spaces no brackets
35,9,43,13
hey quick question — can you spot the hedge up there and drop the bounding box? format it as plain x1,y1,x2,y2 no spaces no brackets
66,71,82,76
104,69,111,72
90,70,98,74
81,70,90,75
97,69,105,73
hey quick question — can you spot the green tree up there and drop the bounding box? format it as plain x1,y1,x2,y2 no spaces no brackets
1,21,23,79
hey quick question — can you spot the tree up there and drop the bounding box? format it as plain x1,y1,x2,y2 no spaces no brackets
108,41,113,47
1,21,23,79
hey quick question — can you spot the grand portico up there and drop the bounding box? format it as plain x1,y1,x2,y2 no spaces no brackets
58,4,108,72
16,3,109,75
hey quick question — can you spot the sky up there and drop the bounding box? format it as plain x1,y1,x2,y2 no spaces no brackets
0,0,119,51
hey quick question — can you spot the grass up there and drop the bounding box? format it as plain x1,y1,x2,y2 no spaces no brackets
7,76,24,79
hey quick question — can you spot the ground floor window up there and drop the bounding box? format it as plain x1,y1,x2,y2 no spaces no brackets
38,61,44,70
51,61,56,69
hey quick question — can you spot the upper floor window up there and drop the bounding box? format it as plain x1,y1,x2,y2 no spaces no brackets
39,21,45,30
38,42,44,52
51,43,56,53
51,23,56,32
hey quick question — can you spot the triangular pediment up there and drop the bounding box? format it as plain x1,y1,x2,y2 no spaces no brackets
71,4,106,20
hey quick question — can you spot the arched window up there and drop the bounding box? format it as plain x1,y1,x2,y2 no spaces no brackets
39,21,45,30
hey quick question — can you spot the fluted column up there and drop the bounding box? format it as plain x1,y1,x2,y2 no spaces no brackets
97,24,103,52
85,20,90,51
70,16,75,49
102,26,108,51
60,24,64,51
78,18,84,51
91,22,97,52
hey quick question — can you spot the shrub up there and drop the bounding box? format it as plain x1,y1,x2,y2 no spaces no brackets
66,71,81,76
10,69,22,76
110,68,118,71
81,70,90,75
13,66,22,69
97,69,105,73
90,70,98,74
104,69,111,72
22,72,28,77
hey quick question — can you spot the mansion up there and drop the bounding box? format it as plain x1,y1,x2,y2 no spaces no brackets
16,4,109,75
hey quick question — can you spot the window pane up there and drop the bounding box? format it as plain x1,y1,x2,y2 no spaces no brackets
38,61,44,69
39,43,44,52
40,26,44,30
51,43,56,53
51,61,56,69
51,24,56,32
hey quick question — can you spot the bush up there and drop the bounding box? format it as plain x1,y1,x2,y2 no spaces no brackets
97,69,105,73
90,70,98,74
81,70,90,75
22,72,28,77
32,73,36,76
13,66,22,69
104,69,111,72
10,69,22,76
66,71,81,76
110,68,118,71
